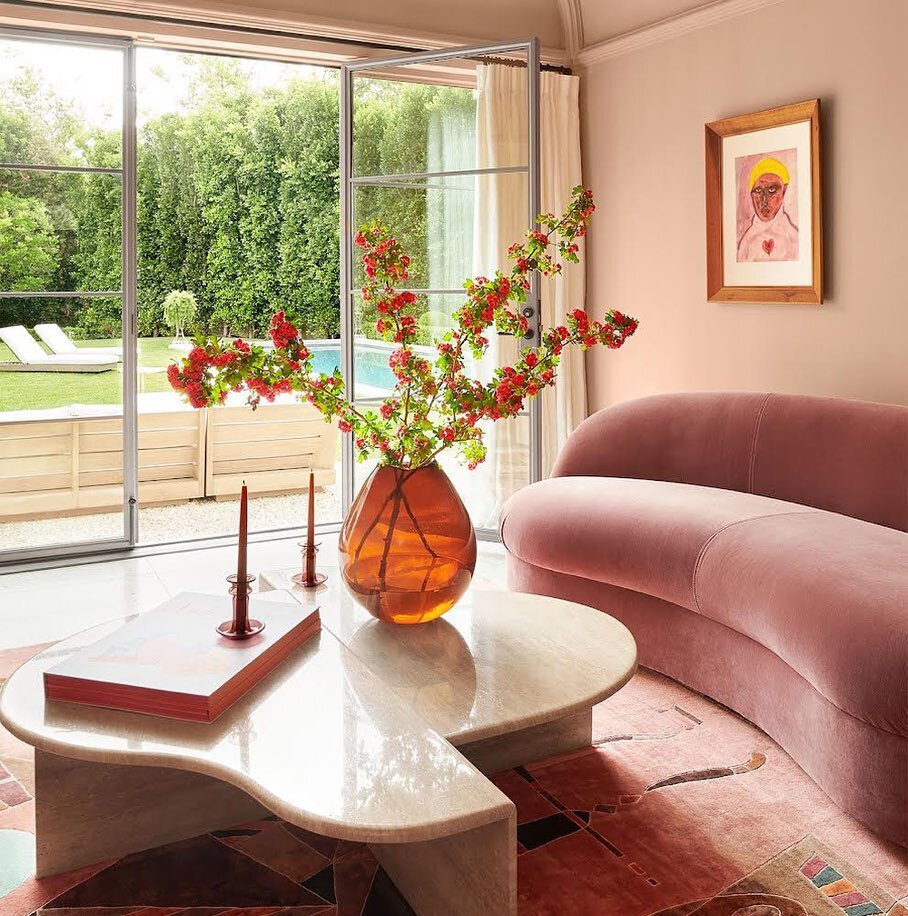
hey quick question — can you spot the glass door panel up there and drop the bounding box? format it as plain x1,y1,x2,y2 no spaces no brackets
132,48,342,545
342,43,540,532
0,31,133,561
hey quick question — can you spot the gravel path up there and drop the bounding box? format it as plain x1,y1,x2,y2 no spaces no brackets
0,488,342,550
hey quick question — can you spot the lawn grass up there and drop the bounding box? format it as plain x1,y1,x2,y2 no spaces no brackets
0,337,182,412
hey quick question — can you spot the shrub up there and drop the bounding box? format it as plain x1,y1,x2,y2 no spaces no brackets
76,300,122,339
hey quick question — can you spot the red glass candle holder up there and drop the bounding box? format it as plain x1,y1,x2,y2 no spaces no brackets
217,573,264,639
292,541,327,589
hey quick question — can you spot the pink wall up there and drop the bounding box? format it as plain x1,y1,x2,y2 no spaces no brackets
580,0,908,410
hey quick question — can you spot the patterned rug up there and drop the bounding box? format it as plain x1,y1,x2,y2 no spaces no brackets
0,645,905,915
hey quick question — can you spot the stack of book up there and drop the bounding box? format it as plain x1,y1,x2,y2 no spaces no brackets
43,592,320,722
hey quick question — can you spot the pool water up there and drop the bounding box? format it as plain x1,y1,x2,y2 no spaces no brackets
308,346,396,392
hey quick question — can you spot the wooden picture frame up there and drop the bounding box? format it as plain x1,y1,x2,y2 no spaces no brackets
706,99,822,303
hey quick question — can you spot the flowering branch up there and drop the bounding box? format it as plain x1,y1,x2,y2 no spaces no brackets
168,186,639,470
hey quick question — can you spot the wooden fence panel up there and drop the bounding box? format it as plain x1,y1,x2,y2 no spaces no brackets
0,410,206,520
205,403,337,498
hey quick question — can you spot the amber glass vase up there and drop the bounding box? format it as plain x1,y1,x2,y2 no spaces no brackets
338,462,477,624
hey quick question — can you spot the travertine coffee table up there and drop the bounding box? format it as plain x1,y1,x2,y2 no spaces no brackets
0,584,636,916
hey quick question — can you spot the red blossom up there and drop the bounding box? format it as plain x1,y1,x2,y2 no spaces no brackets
269,311,299,350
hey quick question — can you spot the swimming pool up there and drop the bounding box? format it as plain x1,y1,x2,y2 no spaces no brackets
308,342,398,393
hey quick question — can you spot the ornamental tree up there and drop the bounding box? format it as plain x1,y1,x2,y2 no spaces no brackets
168,186,639,470
163,289,199,338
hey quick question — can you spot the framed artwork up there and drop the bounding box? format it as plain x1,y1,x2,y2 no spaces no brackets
706,99,823,303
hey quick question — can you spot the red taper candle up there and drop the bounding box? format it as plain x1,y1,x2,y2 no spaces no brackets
237,482,248,584
307,470,315,548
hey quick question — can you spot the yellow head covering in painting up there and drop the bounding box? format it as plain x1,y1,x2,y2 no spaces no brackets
748,157,790,190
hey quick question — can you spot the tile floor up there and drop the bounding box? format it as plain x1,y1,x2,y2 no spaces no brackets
0,536,508,650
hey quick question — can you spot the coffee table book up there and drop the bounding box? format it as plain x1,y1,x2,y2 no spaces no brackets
42,592,320,723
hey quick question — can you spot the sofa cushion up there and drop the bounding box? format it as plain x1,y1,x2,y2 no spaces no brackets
499,476,814,613
694,510,908,737
500,476,908,736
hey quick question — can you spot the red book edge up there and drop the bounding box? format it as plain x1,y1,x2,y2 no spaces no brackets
43,609,321,723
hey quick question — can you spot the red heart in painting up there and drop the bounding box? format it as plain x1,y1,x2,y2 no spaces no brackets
762,238,775,255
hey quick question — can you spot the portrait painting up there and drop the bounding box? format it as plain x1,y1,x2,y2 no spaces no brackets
705,100,822,303
735,147,798,262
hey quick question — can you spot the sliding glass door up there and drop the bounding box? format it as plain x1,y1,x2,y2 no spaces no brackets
0,29,136,562
340,41,541,534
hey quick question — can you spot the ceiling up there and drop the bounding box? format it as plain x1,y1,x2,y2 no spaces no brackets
576,0,717,45
0,0,721,64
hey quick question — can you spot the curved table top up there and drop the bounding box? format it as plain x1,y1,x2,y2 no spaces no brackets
0,586,637,845
262,576,639,746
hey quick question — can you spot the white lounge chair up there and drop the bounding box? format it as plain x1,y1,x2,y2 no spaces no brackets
34,323,123,360
0,326,117,373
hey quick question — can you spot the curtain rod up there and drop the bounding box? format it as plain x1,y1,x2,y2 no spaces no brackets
476,54,572,75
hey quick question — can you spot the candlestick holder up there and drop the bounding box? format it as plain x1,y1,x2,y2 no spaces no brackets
292,540,327,589
217,573,265,639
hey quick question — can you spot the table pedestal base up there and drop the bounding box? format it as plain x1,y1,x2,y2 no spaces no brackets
32,747,520,916
34,748,268,878
459,709,592,773
371,815,516,916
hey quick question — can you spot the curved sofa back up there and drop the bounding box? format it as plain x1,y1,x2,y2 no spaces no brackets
552,392,908,532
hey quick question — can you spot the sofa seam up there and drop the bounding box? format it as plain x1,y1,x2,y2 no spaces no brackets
747,392,773,494
690,509,819,613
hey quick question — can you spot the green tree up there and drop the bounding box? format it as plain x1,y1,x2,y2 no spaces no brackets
0,191,59,290
274,78,340,338
134,61,343,339
0,52,477,345
0,65,118,330
136,112,210,335
68,129,123,293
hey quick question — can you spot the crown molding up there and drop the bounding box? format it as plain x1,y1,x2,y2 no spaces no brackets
3,0,571,64
575,0,786,67
556,0,583,59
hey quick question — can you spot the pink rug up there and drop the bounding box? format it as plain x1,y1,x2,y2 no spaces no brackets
0,645,905,915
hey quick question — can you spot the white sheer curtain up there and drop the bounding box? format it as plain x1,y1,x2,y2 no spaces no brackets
538,69,587,474
472,64,527,526
472,63,587,526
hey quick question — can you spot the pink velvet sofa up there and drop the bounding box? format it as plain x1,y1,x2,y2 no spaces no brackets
500,392,908,846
